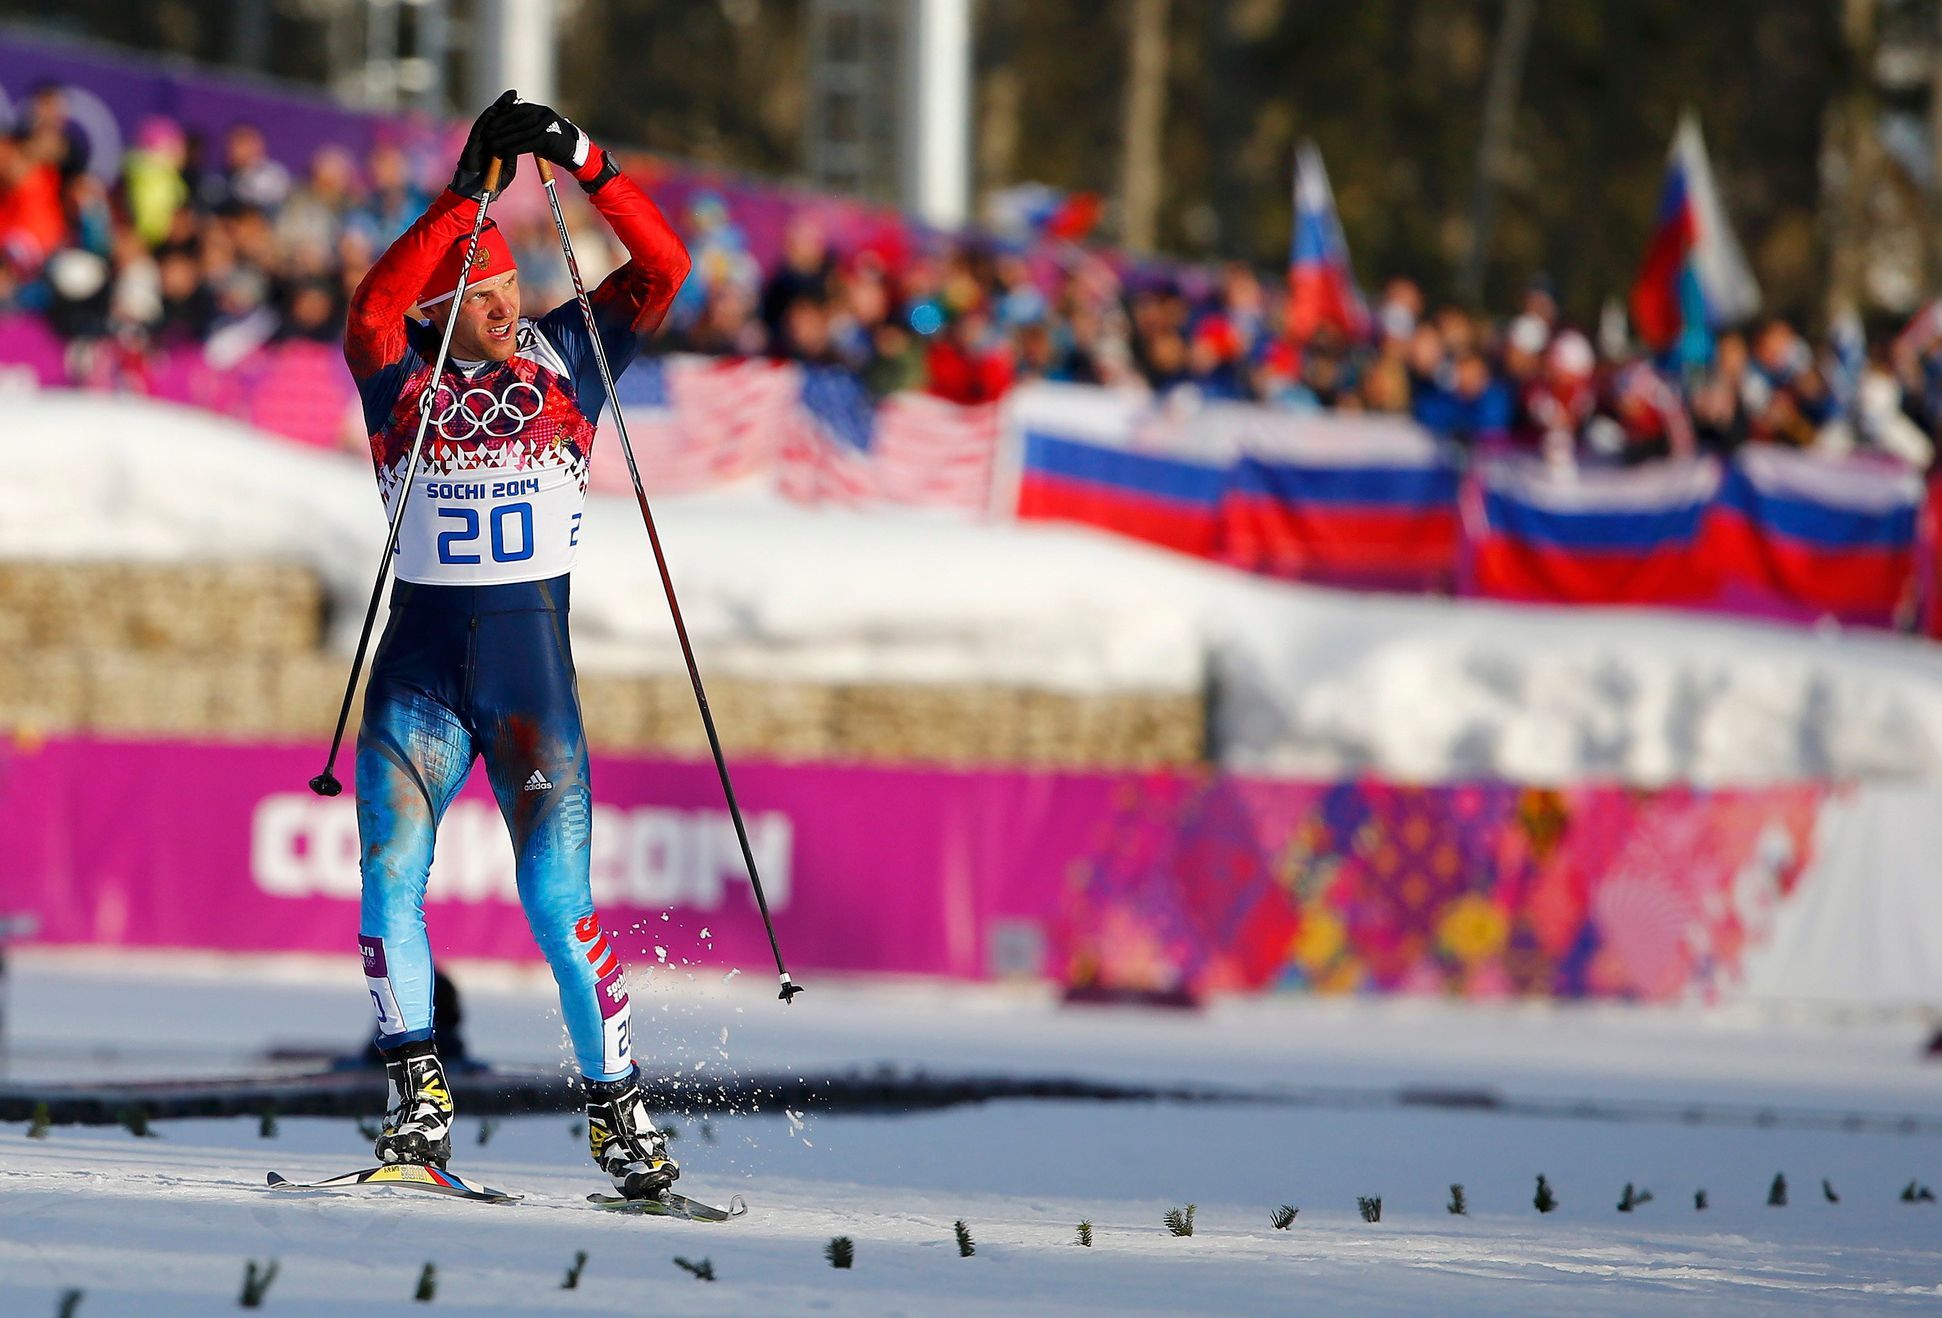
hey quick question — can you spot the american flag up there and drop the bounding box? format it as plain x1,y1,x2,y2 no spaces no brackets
590,354,1000,513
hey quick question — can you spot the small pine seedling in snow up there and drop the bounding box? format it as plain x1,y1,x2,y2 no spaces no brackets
673,1256,716,1282
476,1118,498,1147
1163,1204,1196,1237
1357,1196,1382,1224
953,1220,975,1257
700,1119,718,1144
568,1120,585,1141
1823,1179,1840,1204
560,1251,588,1290
414,1262,436,1303
1768,1173,1788,1207
1533,1175,1557,1214
1695,1189,1709,1211
1617,1183,1653,1212
1074,1220,1094,1248
1270,1205,1299,1230
356,1116,381,1142
1902,1180,1937,1203
239,1258,279,1308
1447,1185,1467,1216
118,1107,156,1139
257,1106,278,1139
57,1288,82,1318
825,1236,855,1269
27,1101,50,1139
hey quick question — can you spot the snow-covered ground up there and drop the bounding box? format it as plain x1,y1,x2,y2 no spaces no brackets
4,952,1941,1314
12,392,1942,785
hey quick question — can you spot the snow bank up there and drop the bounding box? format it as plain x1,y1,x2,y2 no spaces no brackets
12,391,1942,786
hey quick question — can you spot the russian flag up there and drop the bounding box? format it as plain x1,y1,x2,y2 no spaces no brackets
1469,458,1722,605
1215,410,1461,589
1704,446,1922,625
1630,111,1760,355
1014,384,1229,556
1286,141,1369,343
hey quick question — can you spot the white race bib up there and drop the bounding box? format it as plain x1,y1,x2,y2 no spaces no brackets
390,464,586,585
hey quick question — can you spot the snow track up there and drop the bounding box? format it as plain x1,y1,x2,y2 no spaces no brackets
4,958,1941,1313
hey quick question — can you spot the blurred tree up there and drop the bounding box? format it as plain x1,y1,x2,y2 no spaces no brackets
974,0,1844,322
559,0,806,175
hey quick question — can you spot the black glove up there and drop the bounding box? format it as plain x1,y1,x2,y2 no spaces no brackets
483,99,590,170
451,90,520,199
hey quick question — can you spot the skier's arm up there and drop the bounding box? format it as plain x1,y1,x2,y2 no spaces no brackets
484,101,691,339
343,189,481,380
571,152,692,338
344,92,521,383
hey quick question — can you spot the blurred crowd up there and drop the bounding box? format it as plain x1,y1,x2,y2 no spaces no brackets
3,85,1939,469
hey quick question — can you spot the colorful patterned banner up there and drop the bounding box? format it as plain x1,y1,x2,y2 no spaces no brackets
1059,776,1830,1002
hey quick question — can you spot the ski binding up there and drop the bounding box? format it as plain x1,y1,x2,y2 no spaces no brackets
267,1165,522,1204
587,1190,748,1221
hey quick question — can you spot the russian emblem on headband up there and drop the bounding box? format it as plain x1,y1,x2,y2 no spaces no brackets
417,219,517,307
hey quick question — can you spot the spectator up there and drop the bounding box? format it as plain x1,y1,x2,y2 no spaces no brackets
22,83,89,181
1525,330,1599,463
1413,346,1512,447
0,131,67,274
774,293,841,366
760,217,831,343
276,146,359,267
1375,276,1422,346
925,307,1013,404
348,142,428,247
122,116,189,247
1690,330,1752,455
197,122,291,215
154,241,214,348
863,319,924,397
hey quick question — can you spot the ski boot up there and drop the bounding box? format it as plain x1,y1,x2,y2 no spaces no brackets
585,1067,679,1200
373,1039,455,1168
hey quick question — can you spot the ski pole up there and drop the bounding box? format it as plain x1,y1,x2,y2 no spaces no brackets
535,157,803,1004
309,158,506,799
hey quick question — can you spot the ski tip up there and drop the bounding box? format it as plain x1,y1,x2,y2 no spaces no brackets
266,1172,290,1188
727,1193,749,1217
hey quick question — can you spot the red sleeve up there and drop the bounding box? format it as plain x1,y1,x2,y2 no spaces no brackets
343,188,482,380
571,147,692,336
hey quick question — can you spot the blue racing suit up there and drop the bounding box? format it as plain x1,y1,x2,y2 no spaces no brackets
343,147,689,1080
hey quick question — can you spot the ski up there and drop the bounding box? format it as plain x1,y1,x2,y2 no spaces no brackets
266,1166,522,1204
586,1190,748,1222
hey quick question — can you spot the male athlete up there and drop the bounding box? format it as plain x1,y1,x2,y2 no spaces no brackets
343,92,691,1198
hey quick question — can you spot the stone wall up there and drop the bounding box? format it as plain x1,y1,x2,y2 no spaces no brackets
0,561,1203,768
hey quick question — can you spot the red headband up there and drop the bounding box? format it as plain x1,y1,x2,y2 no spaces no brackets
417,220,517,308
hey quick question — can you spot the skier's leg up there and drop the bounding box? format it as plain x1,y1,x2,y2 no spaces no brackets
356,677,474,1049
474,596,635,1082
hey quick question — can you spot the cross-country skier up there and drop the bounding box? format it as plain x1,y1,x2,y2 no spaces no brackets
342,91,691,1199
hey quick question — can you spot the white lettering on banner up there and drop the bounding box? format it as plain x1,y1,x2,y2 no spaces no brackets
248,793,792,912
252,793,362,898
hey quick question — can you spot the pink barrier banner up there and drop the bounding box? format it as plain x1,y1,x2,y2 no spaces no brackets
2,737,1123,981
3,737,1835,1001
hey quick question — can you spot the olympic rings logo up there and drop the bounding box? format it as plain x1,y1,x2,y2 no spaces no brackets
426,380,544,441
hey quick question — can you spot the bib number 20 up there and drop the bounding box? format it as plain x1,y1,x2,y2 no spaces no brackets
436,502,535,565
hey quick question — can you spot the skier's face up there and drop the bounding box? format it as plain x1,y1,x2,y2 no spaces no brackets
443,269,520,362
